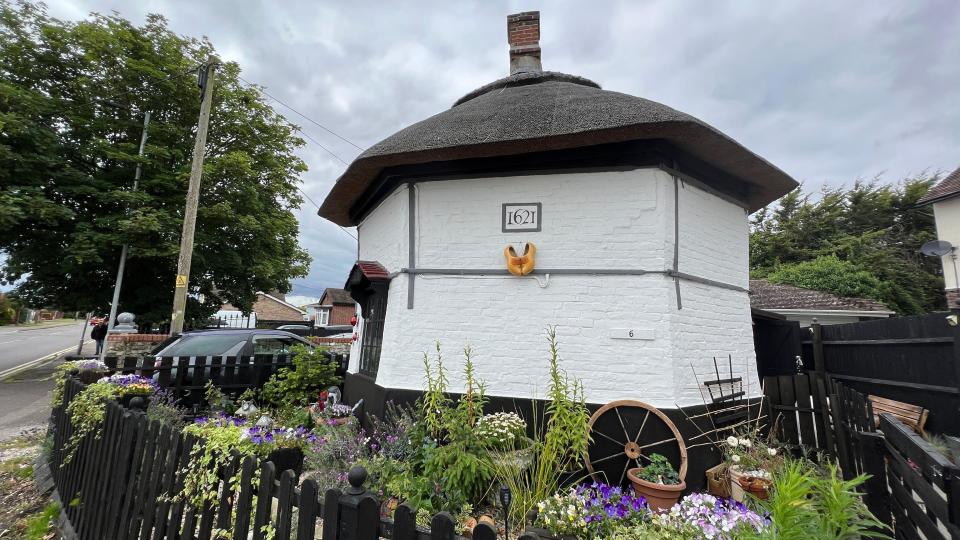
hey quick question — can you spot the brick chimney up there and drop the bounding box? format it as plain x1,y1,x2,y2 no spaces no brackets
508,11,542,74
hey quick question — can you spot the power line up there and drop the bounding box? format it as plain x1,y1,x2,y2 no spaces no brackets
237,75,364,151
294,127,351,165
295,185,358,242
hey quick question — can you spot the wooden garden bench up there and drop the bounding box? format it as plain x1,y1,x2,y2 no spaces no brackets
869,395,929,435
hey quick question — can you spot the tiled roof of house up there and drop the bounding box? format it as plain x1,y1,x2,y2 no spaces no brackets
322,288,354,305
749,279,893,313
918,165,960,205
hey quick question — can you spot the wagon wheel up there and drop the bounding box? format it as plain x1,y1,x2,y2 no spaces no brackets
585,400,688,487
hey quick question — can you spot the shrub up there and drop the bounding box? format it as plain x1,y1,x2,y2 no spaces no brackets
766,256,886,304
260,345,340,408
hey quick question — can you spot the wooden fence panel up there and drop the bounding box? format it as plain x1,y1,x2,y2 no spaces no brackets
48,374,506,540
801,313,960,434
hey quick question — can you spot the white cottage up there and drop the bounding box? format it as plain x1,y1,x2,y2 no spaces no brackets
319,12,797,417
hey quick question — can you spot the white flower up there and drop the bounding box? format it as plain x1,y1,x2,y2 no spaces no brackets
767,447,777,456
739,438,752,448
731,454,741,463
726,436,738,447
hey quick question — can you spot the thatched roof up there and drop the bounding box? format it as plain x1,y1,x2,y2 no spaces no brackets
319,70,798,225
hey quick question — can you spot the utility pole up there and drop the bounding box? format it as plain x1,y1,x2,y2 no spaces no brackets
76,312,92,355
101,111,150,360
170,57,217,335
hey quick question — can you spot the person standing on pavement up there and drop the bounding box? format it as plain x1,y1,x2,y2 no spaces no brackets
91,319,108,355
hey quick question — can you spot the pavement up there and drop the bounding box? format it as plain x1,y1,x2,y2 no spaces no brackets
0,322,94,441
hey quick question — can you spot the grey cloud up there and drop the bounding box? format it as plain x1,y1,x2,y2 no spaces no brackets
42,0,960,296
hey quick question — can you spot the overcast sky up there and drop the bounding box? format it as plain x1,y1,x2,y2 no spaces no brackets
40,0,960,304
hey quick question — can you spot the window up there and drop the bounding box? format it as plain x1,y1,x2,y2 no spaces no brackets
318,308,330,326
159,335,247,357
358,289,387,378
252,336,298,355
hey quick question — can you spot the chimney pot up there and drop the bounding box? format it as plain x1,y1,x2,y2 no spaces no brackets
507,11,541,74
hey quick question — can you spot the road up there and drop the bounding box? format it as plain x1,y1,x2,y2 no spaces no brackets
0,323,94,440
0,321,92,372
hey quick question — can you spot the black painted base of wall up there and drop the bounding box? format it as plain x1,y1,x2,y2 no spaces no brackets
344,372,741,493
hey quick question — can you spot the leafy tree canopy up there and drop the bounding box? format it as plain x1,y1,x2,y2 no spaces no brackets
750,176,944,315
0,1,311,325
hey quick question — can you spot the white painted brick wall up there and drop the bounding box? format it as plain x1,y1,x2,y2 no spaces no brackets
357,185,408,271
351,168,757,408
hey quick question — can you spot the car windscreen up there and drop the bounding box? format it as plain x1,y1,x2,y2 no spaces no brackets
157,335,248,357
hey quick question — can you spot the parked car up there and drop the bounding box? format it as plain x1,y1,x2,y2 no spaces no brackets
275,324,312,331
151,329,315,358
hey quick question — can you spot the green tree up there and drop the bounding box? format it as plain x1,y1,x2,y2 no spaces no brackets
751,176,943,314
0,2,310,325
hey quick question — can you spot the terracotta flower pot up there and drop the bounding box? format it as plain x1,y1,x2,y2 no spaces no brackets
627,468,686,511
728,465,772,501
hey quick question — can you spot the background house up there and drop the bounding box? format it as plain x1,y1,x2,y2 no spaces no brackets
304,288,356,328
216,291,306,327
917,164,960,308
749,279,894,326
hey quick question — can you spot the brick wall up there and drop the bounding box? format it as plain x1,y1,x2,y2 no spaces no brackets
329,304,355,326
354,169,757,408
105,333,168,356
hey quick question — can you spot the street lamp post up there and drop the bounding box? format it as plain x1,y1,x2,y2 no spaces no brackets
101,111,150,360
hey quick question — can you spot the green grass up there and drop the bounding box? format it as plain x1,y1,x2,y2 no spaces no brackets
0,455,34,479
22,502,60,540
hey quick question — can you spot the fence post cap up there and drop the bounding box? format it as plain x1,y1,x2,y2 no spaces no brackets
347,465,367,494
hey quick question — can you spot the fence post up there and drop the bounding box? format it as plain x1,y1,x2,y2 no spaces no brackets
811,319,825,375
333,466,379,540
858,431,891,528
951,309,960,418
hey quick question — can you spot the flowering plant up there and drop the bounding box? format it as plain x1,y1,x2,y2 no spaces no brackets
100,373,159,396
722,431,781,475
74,359,107,372
475,412,529,451
535,482,648,538
653,493,768,538
324,403,354,419
245,425,319,450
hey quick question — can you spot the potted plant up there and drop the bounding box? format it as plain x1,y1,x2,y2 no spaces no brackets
73,359,108,384
627,453,686,511
107,374,159,409
476,412,535,471
722,434,780,502
256,425,318,477
321,403,355,426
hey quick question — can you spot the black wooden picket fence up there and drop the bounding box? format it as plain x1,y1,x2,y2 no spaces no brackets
102,353,349,408
766,372,960,539
49,376,536,540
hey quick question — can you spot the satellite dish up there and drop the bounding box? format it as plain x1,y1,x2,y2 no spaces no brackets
920,240,955,257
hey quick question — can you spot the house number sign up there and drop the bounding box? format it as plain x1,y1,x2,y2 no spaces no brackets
502,203,542,232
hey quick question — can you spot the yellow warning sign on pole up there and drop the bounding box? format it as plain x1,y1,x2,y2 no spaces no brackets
175,274,188,288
